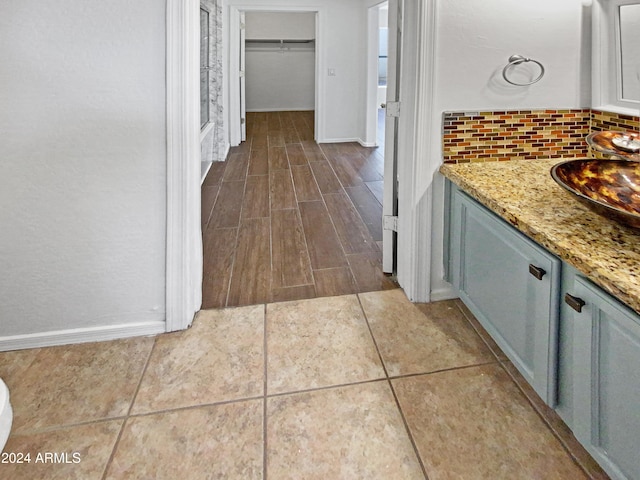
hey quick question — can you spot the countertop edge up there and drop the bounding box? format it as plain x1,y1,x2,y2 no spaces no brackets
440,162,640,314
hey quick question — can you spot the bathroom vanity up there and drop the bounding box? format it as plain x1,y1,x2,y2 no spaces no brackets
440,159,640,480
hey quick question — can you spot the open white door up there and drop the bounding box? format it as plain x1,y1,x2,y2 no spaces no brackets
382,0,401,273
239,11,246,142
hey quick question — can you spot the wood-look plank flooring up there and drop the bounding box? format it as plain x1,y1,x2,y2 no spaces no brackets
201,111,396,308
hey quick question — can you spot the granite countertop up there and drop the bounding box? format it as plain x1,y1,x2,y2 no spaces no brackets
440,159,640,314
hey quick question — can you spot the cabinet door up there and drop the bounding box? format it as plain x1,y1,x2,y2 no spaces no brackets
571,276,640,480
451,189,561,405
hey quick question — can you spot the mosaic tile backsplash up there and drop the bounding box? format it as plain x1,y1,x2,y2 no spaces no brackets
442,109,640,164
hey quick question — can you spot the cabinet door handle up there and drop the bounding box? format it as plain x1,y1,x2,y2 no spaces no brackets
565,293,586,313
529,264,546,280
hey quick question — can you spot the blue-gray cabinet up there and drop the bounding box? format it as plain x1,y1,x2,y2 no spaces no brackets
449,187,561,406
445,180,640,480
568,275,640,480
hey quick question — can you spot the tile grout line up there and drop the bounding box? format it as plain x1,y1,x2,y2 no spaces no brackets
263,303,268,480
355,294,431,480
100,335,159,480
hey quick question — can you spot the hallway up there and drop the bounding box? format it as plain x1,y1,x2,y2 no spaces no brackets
201,111,396,308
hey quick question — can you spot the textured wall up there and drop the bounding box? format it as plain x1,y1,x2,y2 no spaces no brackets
0,0,167,337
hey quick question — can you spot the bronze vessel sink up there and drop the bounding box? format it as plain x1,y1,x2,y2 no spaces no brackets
550,159,640,229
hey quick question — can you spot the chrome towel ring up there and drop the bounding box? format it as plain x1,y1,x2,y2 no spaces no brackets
502,54,545,86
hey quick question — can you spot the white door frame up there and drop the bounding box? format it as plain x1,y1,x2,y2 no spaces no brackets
394,0,438,303
163,0,440,330
364,2,386,147
166,0,202,332
228,4,325,145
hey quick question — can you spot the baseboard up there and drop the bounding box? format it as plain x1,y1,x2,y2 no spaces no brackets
317,137,361,144
201,161,212,184
246,107,314,112
430,286,459,302
0,321,166,352
358,139,378,147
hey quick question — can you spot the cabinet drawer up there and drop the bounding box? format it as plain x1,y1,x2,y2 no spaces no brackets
451,189,561,405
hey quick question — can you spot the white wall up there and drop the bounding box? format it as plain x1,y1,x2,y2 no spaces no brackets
245,12,315,39
225,0,369,143
245,12,316,111
0,1,167,342
428,0,592,298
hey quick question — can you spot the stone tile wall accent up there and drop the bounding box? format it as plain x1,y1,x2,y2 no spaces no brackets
442,109,639,164
202,0,225,162
442,110,590,164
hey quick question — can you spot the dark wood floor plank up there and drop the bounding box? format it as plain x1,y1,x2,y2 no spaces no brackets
365,181,384,205
202,161,227,187
270,170,297,210
251,133,268,149
345,185,383,241
325,153,364,187
201,110,392,308
202,227,238,308
208,180,245,230
323,192,378,254
343,152,383,182
291,165,322,202
314,267,358,297
298,201,348,270
286,144,307,166
308,160,342,194
227,218,271,306
271,209,314,288
268,146,289,171
268,133,285,148
270,284,317,303
242,175,269,219
347,252,398,293
248,147,269,176
201,185,219,230
223,152,250,182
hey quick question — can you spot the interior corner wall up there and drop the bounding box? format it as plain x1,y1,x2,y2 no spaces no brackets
0,1,167,341
428,0,593,298
224,0,369,143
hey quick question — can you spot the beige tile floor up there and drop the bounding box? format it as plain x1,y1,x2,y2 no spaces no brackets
0,289,602,479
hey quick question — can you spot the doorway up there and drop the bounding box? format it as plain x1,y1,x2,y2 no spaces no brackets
229,6,322,146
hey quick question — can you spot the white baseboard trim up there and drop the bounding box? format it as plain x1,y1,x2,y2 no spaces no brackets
201,161,212,184
246,107,314,112
430,287,459,302
317,137,361,144
222,142,231,160
0,321,166,352
358,139,378,147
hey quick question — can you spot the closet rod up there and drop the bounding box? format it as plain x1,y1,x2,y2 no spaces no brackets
245,39,315,44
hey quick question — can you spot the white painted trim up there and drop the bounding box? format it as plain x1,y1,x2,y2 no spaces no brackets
365,3,383,147
430,287,458,302
166,0,202,332
358,139,377,148
0,321,166,352
227,5,325,144
200,121,215,141
395,0,437,303
318,137,362,144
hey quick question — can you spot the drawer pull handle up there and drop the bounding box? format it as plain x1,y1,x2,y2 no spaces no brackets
565,293,586,313
529,264,546,280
